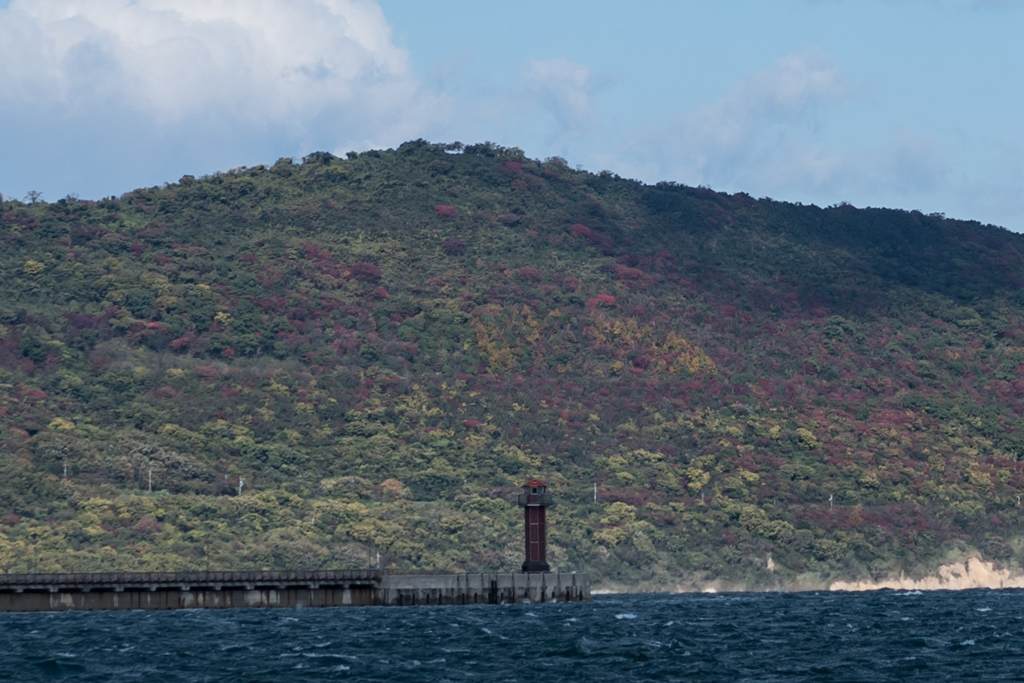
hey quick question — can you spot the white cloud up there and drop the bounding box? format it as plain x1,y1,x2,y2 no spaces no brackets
1,0,419,121
614,47,848,193
523,58,606,133
595,49,970,218
663,47,847,188
0,0,445,198
694,46,847,139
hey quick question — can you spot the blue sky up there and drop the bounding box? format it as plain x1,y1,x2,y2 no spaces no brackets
1,1,1022,231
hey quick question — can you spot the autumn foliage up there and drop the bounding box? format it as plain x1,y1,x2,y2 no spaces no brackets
2,140,1024,587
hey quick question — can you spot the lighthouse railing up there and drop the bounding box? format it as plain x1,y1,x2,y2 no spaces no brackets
516,493,553,507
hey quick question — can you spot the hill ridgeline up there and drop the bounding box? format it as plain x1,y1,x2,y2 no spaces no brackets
3,140,1024,590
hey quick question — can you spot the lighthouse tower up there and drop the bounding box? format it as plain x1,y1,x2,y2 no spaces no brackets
518,479,551,573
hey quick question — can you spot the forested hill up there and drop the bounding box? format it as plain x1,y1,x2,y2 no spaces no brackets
3,139,1024,589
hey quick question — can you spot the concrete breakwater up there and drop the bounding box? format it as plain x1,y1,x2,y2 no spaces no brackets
0,570,590,612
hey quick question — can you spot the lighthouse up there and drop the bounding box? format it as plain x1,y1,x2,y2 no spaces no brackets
518,479,551,573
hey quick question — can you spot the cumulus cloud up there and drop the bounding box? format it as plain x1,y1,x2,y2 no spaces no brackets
0,0,444,198
616,47,848,194
523,58,606,133
2,0,423,119
689,47,847,146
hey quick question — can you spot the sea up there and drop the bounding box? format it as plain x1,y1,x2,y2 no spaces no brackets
1,590,1022,682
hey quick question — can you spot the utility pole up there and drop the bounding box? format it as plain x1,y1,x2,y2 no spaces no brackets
593,482,597,503
238,476,244,496
148,468,153,493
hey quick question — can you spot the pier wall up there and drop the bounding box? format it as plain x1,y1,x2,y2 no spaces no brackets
0,570,589,612
378,571,589,606
0,586,379,612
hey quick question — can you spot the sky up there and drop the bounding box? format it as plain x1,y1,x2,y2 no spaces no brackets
1,0,1022,231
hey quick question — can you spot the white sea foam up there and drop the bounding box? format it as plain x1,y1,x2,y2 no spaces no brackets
975,607,991,612
961,639,975,646
615,613,637,620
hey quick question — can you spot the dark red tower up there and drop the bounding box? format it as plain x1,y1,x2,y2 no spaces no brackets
518,479,551,573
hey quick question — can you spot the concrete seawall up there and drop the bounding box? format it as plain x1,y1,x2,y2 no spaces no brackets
0,570,589,612
378,571,589,606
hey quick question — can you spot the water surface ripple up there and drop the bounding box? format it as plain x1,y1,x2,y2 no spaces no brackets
2,590,1023,681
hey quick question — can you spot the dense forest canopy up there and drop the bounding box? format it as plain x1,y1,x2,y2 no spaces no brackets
3,139,1024,588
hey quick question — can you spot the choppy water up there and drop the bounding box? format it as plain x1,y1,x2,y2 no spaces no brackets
2,590,1023,681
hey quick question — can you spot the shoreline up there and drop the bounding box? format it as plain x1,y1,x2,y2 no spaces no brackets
828,556,1024,592
588,557,1024,595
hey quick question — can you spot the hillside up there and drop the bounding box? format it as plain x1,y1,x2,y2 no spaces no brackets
3,139,1024,589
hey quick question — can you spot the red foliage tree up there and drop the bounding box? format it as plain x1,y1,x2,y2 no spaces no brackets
568,223,592,238
501,161,523,178
586,294,616,309
350,262,382,282
516,267,542,282
441,239,466,255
